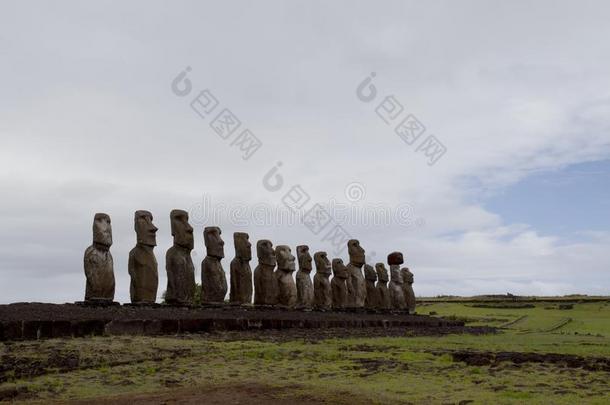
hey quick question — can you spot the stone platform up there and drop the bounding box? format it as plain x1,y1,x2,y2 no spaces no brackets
0,303,463,341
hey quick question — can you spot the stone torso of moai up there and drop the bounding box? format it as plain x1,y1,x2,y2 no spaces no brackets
331,258,349,309
84,213,115,302
229,232,252,304
295,245,314,309
275,245,297,307
375,263,391,310
128,210,158,304
364,264,379,309
253,240,278,305
201,226,228,304
165,209,196,305
313,251,332,310
401,267,416,314
346,239,366,308
388,252,406,310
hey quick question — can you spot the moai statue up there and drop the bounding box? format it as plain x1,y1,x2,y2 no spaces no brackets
346,239,366,308
401,267,416,314
313,251,332,310
388,252,406,310
253,240,278,305
295,245,314,309
128,210,158,304
84,213,115,302
375,263,391,310
275,245,297,307
364,264,379,309
331,258,349,309
229,232,252,304
201,226,228,304
165,209,196,305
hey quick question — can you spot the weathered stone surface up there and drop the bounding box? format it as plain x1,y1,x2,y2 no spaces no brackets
388,252,405,309
295,245,314,309
84,213,115,302
275,245,297,308
201,226,228,303
230,232,252,304
364,264,379,309
331,258,349,309
128,210,158,304
253,240,278,305
387,251,404,266
401,267,416,314
313,251,332,310
375,263,391,310
346,239,366,308
165,210,196,305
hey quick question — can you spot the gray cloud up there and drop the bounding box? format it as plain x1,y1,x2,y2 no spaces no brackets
1,0,609,303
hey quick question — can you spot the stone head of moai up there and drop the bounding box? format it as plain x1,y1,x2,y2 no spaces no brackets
314,251,332,275
135,210,157,247
257,239,276,266
364,264,377,281
375,263,389,282
275,245,296,272
401,267,414,284
170,209,194,250
297,245,312,272
93,213,112,249
387,251,404,266
347,239,365,266
233,232,252,261
204,226,225,259
332,258,348,279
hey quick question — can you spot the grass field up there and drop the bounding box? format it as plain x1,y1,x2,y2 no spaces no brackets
1,300,609,404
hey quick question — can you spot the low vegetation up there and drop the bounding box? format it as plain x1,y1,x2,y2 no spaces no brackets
1,300,609,404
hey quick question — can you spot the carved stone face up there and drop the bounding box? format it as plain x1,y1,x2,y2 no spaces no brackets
314,251,331,275
390,267,403,284
233,232,252,261
135,210,157,247
204,226,224,258
401,267,413,283
387,251,404,266
332,258,348,279
256,239,276,266
275,245,296,272
364,264,377,281
375,263,389,282
347,239,365,266
170,209,194,250
93,213,112,247
297,245,312,272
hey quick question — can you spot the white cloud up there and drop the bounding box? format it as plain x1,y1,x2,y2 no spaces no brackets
0,0,609,303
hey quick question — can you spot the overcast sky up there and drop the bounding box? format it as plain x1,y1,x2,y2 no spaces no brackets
1,0,609,303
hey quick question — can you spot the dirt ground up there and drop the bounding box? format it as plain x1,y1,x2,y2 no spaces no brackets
59,383,337,405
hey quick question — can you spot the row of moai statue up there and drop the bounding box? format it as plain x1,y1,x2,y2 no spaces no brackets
84,210,416,312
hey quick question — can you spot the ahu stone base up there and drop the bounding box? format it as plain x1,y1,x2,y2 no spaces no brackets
0,303,463,341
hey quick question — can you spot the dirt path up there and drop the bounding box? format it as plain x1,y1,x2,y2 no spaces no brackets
55,384,352,405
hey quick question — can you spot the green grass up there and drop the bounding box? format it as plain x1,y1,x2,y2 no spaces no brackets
1,301,609,404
